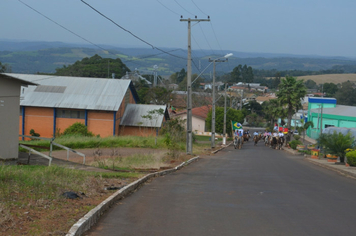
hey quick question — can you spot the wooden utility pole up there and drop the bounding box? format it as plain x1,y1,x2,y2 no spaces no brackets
180,17,210,154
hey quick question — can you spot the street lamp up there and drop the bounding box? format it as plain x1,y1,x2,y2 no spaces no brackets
209,53,233,149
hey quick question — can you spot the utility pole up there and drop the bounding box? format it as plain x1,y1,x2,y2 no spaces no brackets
180,16,210,154
223,83,227,145
209,57,230,149
153,65,158,87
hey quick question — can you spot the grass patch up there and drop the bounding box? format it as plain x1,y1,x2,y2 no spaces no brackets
195,135,223,142
19,135,172,152
0,165,141,235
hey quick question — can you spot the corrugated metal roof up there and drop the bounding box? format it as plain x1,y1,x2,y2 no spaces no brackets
310,105,356,117
4,73,132,111
120,104,167,127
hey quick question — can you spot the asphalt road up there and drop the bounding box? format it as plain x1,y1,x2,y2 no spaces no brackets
86,140,356,236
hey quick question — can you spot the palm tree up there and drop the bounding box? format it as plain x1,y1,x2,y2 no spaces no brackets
277,76,307,131
297,120,314,145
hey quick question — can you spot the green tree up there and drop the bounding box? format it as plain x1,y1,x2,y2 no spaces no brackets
276,76,307,131
142,86,172,105
55,54,130,78
304,79,317,89
334,81,356,106
322,82,338,97
206,107,245,137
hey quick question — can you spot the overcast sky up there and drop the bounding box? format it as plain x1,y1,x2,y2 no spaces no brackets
1,0,356,58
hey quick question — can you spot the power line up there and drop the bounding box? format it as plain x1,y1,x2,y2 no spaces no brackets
198,23,216,55
17,0,107,52
191,0,208,16
156,0,180,16
81,0,186,60
173,0,195,16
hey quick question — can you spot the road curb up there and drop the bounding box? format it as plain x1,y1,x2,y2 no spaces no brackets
66,156,200,236
212,142,232,154
306,158,356,180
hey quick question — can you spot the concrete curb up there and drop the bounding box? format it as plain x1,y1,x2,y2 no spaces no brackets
212,142,232,154
66,156,200,236
306,158,356,179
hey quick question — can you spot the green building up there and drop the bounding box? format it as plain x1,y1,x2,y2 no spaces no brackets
307,97,356,139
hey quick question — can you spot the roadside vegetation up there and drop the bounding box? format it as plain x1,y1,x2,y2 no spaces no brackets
0,165,142,235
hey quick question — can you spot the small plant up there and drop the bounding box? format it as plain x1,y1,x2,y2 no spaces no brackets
289,140,303,150
293,134,300,141
29,129,40,137
346,150,356,166
62,122,94,137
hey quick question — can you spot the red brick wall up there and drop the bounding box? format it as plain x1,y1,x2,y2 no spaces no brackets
56,118,85,135
20,107,54,138
87,110,114,137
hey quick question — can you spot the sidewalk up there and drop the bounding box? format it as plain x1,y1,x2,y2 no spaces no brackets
283,146,356,179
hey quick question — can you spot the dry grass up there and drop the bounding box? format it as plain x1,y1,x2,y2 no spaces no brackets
296,74,356,84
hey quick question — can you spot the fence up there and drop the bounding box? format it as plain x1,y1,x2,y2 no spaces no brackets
19,135,86,165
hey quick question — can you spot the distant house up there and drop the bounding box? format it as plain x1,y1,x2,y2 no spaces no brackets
255,96,274,104
5,73,142,138
0,74,37,161
173,105,212,134
119,104,169,137
170,91,212,110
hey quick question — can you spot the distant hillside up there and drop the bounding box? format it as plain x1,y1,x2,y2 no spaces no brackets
1,40,356,76
296,74,356,84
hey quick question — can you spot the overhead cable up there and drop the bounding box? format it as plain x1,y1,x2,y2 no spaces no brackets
80,0,186,60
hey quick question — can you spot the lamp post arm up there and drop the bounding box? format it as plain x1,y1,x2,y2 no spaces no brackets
192,61,214,85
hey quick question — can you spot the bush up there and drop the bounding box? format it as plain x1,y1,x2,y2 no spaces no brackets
346,150,356,166
318,131,355,163
289,140,303,150
62,122,94,137
293,135,300,141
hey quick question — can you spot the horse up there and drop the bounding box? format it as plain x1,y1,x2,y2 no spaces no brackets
234,136,242,149
253,135,259,146
264,135,270,146
270,136,278,149
277,136,285,150
243,133,249,142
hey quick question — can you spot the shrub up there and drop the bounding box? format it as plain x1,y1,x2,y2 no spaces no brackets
318,131,355,163
293,135,300,141
289,140,303,150
346,150,356,166
29,129,40,137
62,122,94,137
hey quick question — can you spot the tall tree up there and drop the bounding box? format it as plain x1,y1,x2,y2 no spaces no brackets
276,76,307,130
334,81,356,105
322,82,338,97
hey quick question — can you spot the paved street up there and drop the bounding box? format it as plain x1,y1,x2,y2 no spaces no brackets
86,140,356,236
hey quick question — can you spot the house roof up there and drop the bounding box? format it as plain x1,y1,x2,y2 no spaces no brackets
310,105,356,117
5,73,139,111
255,96,273,102
174,105,212,120
120,104,168,127
1,73,38,86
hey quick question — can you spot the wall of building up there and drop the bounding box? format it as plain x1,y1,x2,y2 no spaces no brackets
21,107,54,138
87,110,113,137
120,126,157,137
0,78,21,160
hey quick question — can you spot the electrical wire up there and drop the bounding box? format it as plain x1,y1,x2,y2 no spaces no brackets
156,0,180,16
191,0,208,16
173,0,195,16
81,0,186,60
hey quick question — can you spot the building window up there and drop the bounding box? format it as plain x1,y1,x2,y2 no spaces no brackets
56,109,85,119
